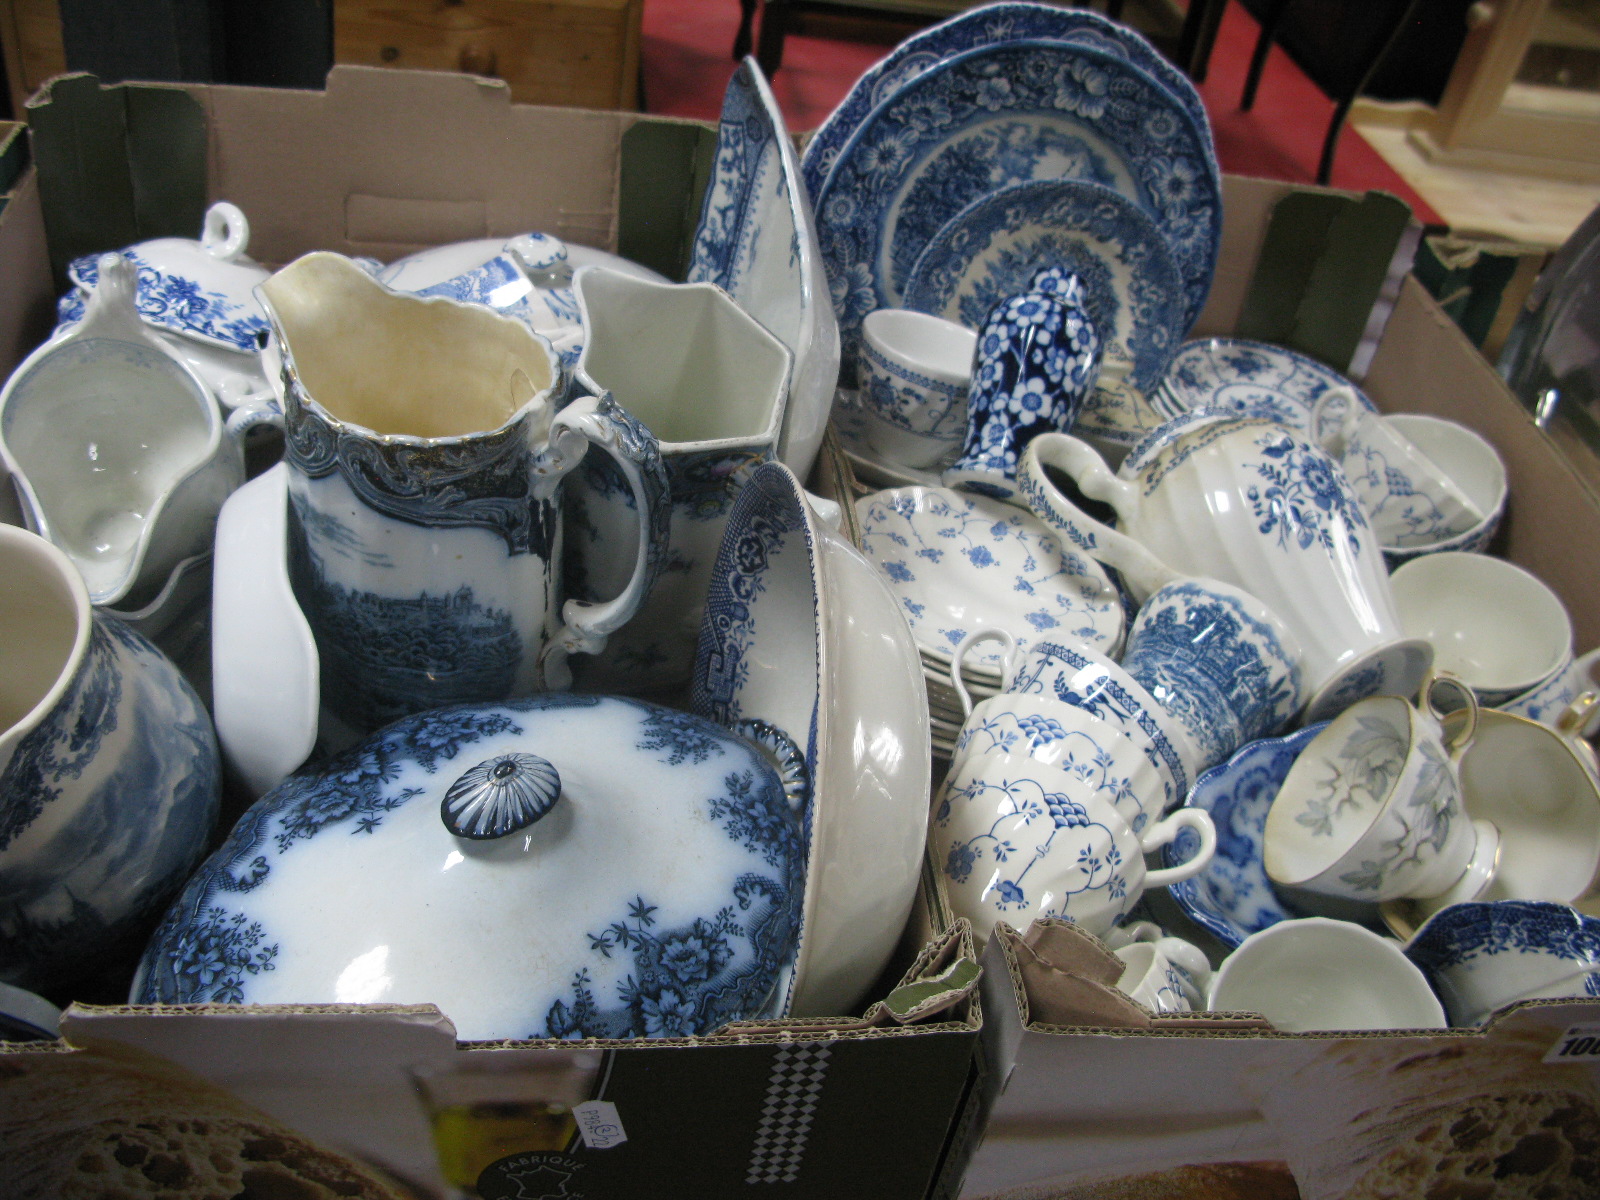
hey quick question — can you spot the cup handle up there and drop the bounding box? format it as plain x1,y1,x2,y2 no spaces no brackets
1017,433,1176,604
950,628,1018,718
1422,670,1479,761
201,202,251,262
221,386,285,440
1139,808,1217,889
1308,384,1363,456
539,392,671,687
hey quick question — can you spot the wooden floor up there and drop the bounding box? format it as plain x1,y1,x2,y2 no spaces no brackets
1353,103,1600,250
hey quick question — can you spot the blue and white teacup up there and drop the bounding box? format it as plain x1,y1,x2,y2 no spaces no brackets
1121,578,1306,775
1501,648,1600,732
1406,900,1600,1027
859,308,977,470
1112,940,1205,1013
941,280,1100,502
933,720,1216,941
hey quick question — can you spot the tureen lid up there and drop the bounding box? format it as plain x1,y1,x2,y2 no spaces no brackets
133,694,806,1040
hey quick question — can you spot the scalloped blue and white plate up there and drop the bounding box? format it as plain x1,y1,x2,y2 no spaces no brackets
903,179,1185,400
814,39,1220,379
1152,338,1379,434
801,2,1211,204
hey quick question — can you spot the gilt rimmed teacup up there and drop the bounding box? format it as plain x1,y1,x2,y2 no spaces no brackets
859,308,977,470
1264,676,1491,905
1391,552,1573,709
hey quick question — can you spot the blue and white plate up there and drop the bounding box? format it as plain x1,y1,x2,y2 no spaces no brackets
903,179,1184,398
814,39,1220,377
1152,338,1378,435
801,2,1211,204
1165,723,1329,949
854,484,1124,670
688,59,841,479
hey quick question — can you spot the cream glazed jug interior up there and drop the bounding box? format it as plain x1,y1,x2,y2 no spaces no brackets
257,251,558,439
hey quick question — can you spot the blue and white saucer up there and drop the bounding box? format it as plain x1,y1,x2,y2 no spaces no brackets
1152,338,1378,436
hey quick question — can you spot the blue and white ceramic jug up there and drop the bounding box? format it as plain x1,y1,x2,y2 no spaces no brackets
257,253,670,740
0,524,219,992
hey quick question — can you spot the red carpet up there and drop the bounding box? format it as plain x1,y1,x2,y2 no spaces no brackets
639,0,1442,225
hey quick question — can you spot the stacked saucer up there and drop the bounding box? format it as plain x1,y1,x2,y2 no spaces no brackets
853,483,1126,757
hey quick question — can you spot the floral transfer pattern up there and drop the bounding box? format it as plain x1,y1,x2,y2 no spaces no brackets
814,40,1219,374
63,252,269,351
856,486,1122,664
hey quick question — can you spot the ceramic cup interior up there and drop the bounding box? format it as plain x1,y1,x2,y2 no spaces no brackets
1384,414,1506,530
0,526,87,734
862,308,977,385
2,340,216,601
1391,552,1572,703
1208,917,1446,1031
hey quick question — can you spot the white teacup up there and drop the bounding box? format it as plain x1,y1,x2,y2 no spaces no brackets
1113,942,1203,1013
933,728,1216,941
859,308,977,469
1265,676,1491,905
1102,920,1213,990
1391,552,1573,708
1208,917,1446,1031
1501,648,1600,732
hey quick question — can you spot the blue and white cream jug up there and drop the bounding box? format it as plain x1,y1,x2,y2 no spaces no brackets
256,252,670,740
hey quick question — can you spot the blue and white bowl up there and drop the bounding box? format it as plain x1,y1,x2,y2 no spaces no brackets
1165,723,1330,948
134,693,808,1040
1152,338,1378,438
1406,900,1600,1027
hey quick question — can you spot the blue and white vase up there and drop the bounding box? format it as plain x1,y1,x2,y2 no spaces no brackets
942,277,1100,502
256,252,671,741
0,524,220,992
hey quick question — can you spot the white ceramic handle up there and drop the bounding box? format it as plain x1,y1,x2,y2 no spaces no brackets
1018,433,1176,603
1308,384,1364,457
1139,807,1218,889
223,393,284,441
541,392,670,687
1156,937,1213,988
201,202,251,262
950,627,1018,718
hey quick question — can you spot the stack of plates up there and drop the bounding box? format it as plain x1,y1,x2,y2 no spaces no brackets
807,2,1221,459
853,483,1128,759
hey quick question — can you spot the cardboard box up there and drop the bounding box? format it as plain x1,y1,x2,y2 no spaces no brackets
0,67,985,1200
960,176,1600,1200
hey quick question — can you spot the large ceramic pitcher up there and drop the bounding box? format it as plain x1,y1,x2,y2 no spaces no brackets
257,253,669,739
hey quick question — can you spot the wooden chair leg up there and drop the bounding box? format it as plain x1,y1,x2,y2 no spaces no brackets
1178,0,1230,84
734,0,758,61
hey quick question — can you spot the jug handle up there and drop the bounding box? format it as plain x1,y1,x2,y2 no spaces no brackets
1017,433,1177,604
539,392,671,688
1307,384,1364,457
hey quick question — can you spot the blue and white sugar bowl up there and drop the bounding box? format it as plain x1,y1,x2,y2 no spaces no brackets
133,694,808,1040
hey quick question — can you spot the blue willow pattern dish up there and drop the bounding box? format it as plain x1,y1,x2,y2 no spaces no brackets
62,252,270,352
903,179,1183,394
133,693,806,1040
800,2,1212,209
814,39,1220,376
855,486,1123,667
945,283,1100,498
1165,723,1327,948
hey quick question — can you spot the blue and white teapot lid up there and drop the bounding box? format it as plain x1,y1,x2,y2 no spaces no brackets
133,693,807,1040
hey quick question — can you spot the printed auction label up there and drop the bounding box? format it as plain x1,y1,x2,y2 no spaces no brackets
1544,1024,1600,1063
